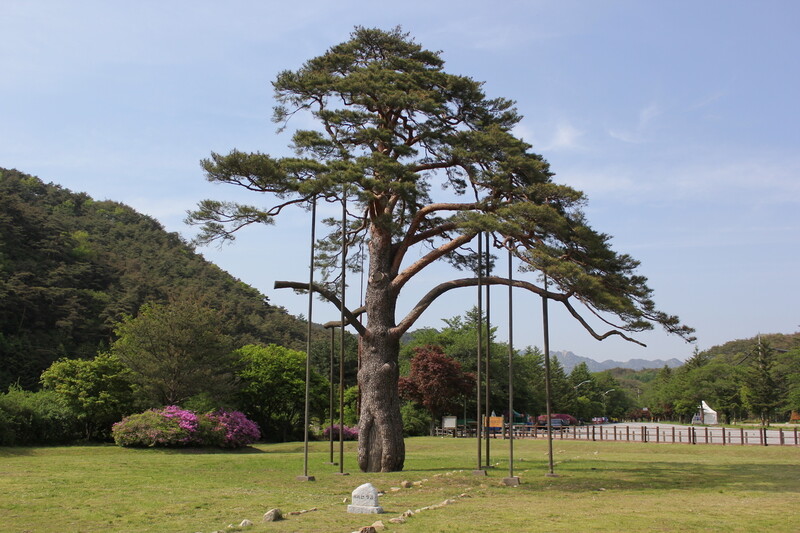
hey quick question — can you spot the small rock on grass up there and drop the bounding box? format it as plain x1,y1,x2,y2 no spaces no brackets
400,480,412,488
371,520,385,530
358,527,377,533
389,517,406,524
240,519,253,527
263,508,283,522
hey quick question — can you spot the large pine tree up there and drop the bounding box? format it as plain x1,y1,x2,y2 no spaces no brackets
189,27,693,471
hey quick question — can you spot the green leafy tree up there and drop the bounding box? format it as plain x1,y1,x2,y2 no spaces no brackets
569,363,597,421
342,385,360,427
399,401,432,436
776,347,800,417
593,372,631,419
741,340,781,425
112,298,235,406
511,346,547,416
643,366,677,420
548,358,575,414
0,386,80,445
569,362,595,390
401,312,489,372
40,353,142,440
402,310,546,417
685,346,712,370
188,27,692,471
235,344,328,442
686,360,743,424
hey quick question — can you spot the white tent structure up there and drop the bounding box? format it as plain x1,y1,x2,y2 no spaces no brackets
691,401,718,425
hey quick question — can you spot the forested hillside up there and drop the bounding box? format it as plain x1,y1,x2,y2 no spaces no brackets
638,332,800,423
0,168,310,389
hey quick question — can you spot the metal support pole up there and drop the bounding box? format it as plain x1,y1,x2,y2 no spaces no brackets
542,275,556,476
337,192,349,476
484,232,491,468
327,327,336,464
473,232,486,476
503,248,519,486
297,197,317,482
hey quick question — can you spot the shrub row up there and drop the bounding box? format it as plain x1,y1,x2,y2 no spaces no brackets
112,406,260,448
0,387,81,445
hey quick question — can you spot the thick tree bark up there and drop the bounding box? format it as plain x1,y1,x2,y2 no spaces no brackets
357,226,405,472
358,327,404,471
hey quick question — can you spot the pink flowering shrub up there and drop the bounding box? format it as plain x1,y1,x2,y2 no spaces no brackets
112,408,193,447
207,410,261,448
323,424,359,441
112,406,260,448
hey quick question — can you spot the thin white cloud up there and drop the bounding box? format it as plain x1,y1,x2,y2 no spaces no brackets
427,13,565,53
672,157,800,206
688,91,725,111
561,151,800,209
554,167,643,199
546,122,585,151
515,121,585,153
608,103,662,144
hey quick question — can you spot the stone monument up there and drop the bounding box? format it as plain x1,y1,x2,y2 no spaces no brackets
347,483,384,514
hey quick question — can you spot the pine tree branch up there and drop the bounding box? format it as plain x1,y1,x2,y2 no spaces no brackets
273,281,366,335
392,275,646,346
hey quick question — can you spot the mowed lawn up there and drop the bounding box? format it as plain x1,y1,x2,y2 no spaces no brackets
1,437,798,532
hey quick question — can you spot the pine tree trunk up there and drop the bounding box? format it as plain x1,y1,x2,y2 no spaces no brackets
356,228,405,472
358,330,405,471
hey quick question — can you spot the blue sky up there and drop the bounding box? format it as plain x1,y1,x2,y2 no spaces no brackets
2,1,798,362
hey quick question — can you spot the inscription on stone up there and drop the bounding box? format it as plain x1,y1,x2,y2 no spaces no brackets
347,483,384,514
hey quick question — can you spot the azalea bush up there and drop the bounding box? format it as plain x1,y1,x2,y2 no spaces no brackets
112,406,260,448
322,424,359,441
207,409,261,448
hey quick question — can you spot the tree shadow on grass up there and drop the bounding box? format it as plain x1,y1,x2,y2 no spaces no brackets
0,447,35,457
145,445,267,455
516,459,800,494
404,466,478,472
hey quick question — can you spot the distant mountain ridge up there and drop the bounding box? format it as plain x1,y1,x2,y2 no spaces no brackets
552,350,684,373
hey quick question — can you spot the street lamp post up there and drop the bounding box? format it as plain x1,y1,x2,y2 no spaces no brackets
602,389,616,418
574,380,591,390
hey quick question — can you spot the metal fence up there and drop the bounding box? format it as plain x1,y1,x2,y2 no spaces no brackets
436,424,800,446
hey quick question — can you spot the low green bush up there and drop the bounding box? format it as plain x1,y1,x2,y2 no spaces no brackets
0,386,81,445
401,401,432,436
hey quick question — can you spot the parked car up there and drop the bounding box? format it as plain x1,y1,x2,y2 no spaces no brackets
537,413,578,426
537,418,568,431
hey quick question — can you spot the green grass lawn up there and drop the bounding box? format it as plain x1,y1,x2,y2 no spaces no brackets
1,437,798,532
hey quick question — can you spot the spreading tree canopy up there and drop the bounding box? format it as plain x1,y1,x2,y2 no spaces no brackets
111,298,235,406
188,27,693,471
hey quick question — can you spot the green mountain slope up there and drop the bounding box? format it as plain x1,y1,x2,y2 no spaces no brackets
0,168,309,389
